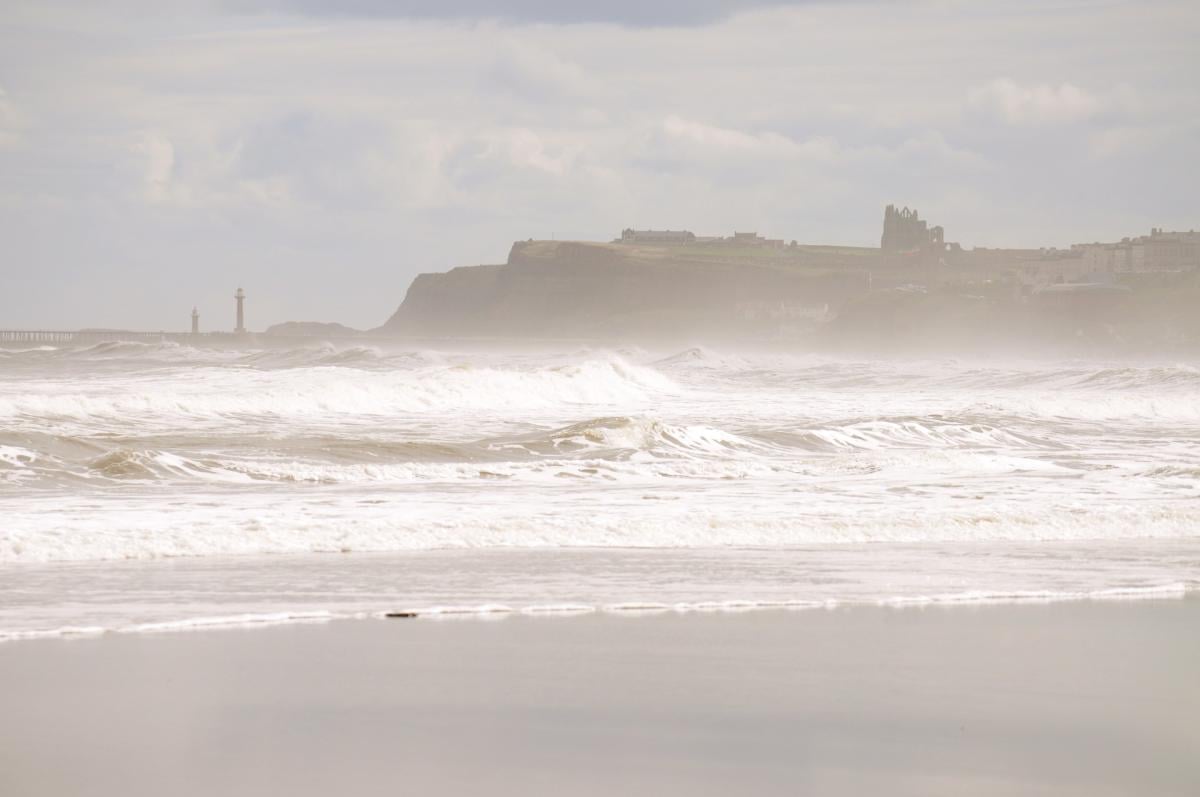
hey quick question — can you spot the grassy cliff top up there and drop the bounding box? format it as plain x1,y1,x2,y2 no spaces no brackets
513,239,882,273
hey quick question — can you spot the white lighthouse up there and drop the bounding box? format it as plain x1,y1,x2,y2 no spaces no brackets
234,288,246,334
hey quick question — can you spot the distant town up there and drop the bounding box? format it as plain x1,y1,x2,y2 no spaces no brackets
618,205,1200,291
2,204,1197,350
380,204,1200,350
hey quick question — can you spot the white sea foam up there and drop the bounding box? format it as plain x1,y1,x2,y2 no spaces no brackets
119,611,336,634
6,493,1200,564
0,446,37,467
0,356,673,430
2,542,1197,642
2,345,1199,638
0,625,107,642
877,582,1190,607
519,604,597,615
408,604,517,619
4,580,1193,642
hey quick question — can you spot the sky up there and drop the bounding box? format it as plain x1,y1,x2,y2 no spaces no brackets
0,0,1197,330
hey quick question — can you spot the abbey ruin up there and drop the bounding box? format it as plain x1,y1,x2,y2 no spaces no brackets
880,205,945,254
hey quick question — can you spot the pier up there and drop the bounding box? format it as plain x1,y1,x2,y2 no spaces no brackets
1,285,256,347
0,330,207,345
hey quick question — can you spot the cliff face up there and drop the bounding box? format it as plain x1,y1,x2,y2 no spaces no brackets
383,264,507,336
377,239,1200,351
378,241,865,339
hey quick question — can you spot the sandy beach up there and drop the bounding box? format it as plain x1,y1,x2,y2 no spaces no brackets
2,597,1197,797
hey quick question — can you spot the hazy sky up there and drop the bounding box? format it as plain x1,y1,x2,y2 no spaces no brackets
1,0,1196,330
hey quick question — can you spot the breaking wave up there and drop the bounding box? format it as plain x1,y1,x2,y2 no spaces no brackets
5,490,1200,564
0,356,674,425
2,345,1199,567
0,412,1091,489
502,415,768,458
4,344,1200,645
652,347,1200,392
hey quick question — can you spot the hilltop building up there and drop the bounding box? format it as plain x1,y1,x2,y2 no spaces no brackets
621,229,695,245
619,228,784,248
880,205,945,253
612,211,1195,288
1075,228,1200,274
731,232,786,249
1137,229,1200,270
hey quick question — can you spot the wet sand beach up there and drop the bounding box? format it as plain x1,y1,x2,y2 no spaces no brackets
2,598,1197,796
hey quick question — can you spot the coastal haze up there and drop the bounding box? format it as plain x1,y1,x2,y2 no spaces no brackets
1,0,1198,331
2,1,1199,795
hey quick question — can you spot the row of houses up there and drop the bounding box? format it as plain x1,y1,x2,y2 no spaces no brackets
1076,228,1200,274
617,216,1198,291
619,229,788,249
1010,228,1199,290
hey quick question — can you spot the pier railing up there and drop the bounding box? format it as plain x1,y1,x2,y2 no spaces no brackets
0,330,201,344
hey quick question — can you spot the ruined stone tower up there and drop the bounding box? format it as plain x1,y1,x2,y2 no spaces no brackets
881,205,945,253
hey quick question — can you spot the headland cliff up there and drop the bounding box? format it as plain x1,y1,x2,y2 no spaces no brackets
378,211,1200,352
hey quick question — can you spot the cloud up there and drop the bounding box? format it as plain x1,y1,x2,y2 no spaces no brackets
654,116,984,172
486,40,605,102
134,131,177,202
227,0,814,27
1087,122,1197,161
663,115,761,149
1,0,1197,329
0,87,23,148
131,125,299,208
967,78,1104,125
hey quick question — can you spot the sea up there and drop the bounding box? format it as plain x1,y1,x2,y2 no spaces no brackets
2,340,1198,640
